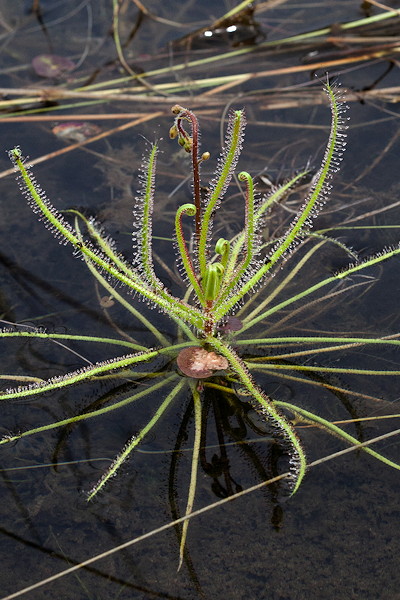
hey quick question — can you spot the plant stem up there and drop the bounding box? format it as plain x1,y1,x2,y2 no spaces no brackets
178,382,202,570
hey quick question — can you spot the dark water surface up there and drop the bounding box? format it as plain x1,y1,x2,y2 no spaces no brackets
0,1,399,599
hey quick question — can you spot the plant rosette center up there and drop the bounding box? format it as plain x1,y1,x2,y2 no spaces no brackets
177,346,229,378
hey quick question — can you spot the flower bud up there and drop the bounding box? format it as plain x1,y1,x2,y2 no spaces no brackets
169,125,178,139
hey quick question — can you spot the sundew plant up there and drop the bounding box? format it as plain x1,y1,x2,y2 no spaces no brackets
3,82,400,565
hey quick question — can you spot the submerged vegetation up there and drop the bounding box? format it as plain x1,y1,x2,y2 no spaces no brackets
2,80,400,568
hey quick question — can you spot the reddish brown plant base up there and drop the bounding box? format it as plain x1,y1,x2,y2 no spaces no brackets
177,347,229,379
